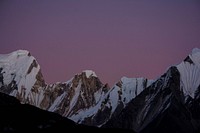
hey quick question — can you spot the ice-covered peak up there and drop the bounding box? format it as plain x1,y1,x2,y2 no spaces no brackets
7,50,30,57
13,49,30,56
0,50,41,99
177,48,200,99
192,48,200,54
189,48,200,66
83,70,97,78
0,50,30,61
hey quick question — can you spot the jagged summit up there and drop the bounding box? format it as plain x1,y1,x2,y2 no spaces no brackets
12,49,30,55
0,49,30,56
0,49,46,107
72,70,98,80
83,70,97,78
0,50,31,63
190,48,200,66
177,48,200,98
0,49,44,99
103,49,200,133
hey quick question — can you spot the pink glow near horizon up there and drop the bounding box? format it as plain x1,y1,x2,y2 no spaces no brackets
0,0,200,86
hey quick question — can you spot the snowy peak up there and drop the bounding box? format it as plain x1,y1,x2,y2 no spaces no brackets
177,48,200,99
189,48,200,66
82,70,97,78
0,49,30,57
0,50,45,104
12,49,31,56
192,47,200,55
0,50,31,65
103,66,200,133
46,70,106,120
0,50,39,88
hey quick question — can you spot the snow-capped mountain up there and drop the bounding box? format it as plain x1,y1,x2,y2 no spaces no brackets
103,48,200,133
0,50,46,104
0,50,152,127
72,77,153,126
0,48,200,133
177,48,200,99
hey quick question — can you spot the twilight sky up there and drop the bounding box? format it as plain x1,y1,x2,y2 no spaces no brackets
0,0,200,86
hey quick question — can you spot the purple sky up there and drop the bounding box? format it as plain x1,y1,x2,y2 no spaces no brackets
0,0,200,86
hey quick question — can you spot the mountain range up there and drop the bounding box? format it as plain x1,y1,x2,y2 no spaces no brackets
0,48,200,133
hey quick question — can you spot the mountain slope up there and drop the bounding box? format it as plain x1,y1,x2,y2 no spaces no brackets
0,50,45,105
0,91,87,132
0,50,152,127
0,92,135,132
76,77,153,126
103,48,200,133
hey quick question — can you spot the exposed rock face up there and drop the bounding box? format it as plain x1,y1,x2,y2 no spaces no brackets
78,77,153,127
103,48,200,133
46,71,106,118
103,67,184,131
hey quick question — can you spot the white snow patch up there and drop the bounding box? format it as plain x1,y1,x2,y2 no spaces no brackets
28,87,45,108
69,105,98,122
190,48,200,67
177,48,200,98
94,89,103,103
109,86,120,112
0,50,40,99
121,77,153,104
83,70,97,78
69,89,109,123
192,48,200,55
177,62,200,98
48,92,67,112
68,82,81,112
